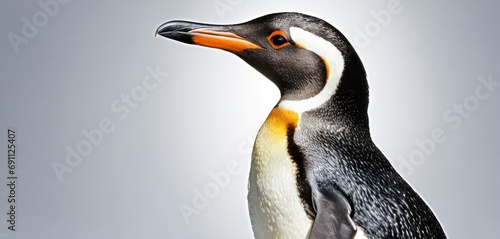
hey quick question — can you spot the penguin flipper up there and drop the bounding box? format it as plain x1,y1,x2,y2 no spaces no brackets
308,187,356,239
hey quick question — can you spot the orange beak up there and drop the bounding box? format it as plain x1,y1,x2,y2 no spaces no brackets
156,21,262,52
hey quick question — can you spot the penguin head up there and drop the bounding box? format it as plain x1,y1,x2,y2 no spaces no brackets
157,12,368,119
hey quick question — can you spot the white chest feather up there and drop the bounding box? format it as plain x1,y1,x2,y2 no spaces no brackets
248,108,312,239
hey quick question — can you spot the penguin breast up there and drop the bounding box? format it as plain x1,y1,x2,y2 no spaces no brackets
248,107,312,239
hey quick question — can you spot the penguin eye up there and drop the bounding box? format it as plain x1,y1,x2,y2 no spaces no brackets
267,30,291,49
271,35,287,46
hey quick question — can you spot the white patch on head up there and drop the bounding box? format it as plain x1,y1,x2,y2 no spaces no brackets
278,27,345,114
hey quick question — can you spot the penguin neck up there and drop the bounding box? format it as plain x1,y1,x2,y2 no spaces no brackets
279,51,370,135
327,53,370,133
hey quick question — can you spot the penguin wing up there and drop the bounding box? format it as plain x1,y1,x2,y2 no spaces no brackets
308,187,356,239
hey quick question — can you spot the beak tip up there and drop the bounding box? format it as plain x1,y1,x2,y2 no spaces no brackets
155,22,171,38
155,21,197,44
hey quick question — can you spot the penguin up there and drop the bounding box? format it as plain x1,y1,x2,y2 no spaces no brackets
156,12,446,239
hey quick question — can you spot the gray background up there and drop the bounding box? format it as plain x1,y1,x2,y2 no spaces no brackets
1,0,499,238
